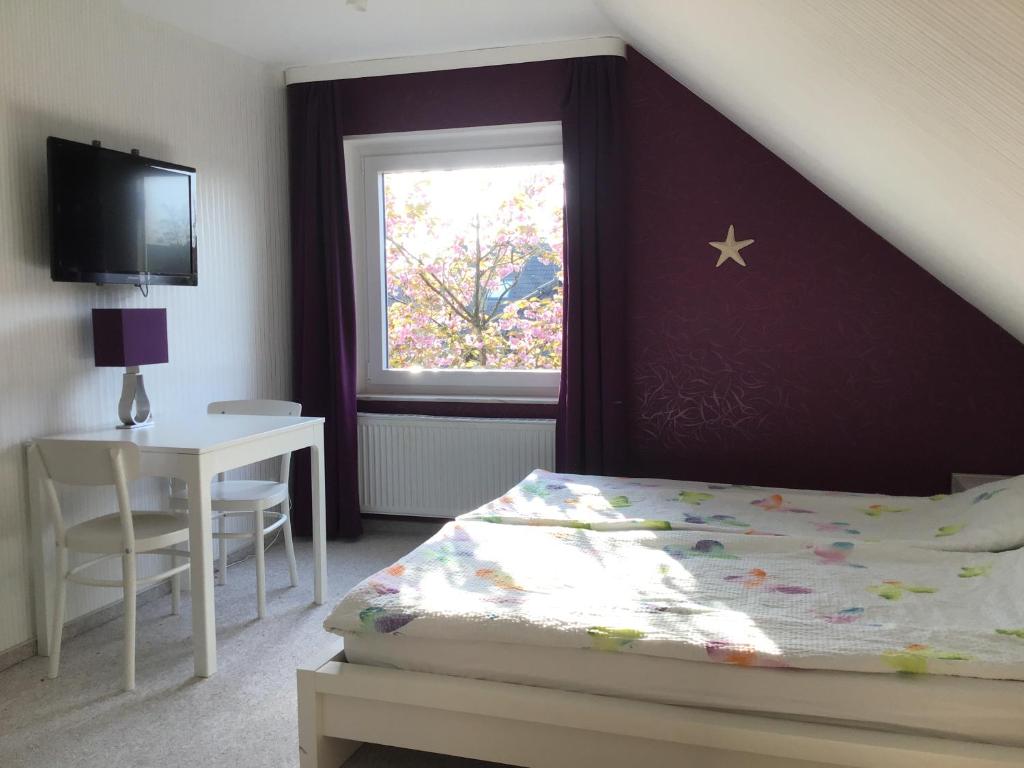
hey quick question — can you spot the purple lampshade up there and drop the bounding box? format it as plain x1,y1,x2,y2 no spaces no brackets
92,308,168,367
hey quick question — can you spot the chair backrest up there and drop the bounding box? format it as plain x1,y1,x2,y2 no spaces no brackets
207,400,302,484
33,440,141,546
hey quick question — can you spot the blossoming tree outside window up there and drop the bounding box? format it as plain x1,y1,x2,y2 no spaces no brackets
382,163,564,374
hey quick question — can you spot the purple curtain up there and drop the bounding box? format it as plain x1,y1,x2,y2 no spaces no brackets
556,57,628,475
287,81,362,539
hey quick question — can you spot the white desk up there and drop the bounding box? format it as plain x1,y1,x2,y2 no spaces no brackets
27,414,328,678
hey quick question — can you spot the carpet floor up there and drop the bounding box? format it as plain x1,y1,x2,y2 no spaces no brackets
0,520,504,768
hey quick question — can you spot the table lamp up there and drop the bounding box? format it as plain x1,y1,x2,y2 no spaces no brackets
92,308,168,429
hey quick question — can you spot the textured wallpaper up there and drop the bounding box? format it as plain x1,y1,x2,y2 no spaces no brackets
623,50,1024,495
0,1,290,654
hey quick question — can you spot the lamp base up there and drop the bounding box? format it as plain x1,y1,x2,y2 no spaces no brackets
117,366,154,428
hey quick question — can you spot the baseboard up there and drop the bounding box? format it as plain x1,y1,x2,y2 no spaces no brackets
361,516,450,535
0,580,171,673
362,512,452,524
0,541,258,673
0,637,37,672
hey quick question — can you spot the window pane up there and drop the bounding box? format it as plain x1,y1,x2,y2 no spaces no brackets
382,163,564,372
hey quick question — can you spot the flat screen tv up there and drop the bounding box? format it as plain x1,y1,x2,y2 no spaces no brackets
48,137,198,286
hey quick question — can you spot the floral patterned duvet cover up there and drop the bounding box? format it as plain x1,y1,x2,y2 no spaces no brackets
457,469,1024,552
325,520,1024,680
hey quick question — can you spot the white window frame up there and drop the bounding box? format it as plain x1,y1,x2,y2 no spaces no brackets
346,122,563,402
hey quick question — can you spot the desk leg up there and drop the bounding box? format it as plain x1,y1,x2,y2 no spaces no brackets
311,424,327,605
186,460,216,677
27,444,53,656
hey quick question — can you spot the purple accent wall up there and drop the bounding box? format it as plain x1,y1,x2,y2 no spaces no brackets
340,50,1024,494
339,60,567,134
622,51,1024,494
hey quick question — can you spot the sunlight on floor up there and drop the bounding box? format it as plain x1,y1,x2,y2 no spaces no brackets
0,523,503,768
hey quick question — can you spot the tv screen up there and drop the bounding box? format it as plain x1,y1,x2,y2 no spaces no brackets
48,137,197,286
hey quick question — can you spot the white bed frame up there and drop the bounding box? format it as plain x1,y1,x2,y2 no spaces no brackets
297,649,1024,768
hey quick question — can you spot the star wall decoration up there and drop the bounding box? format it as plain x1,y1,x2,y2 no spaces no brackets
709,225,755,267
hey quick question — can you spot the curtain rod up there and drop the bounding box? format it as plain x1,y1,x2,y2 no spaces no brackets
284,37,627,85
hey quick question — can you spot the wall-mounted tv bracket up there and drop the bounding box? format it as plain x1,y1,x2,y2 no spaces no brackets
88,140,141,156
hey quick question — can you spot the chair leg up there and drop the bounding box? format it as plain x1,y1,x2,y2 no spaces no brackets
171,546,181,617
218,514,228,586
282,498,299,588
254,506,267,619
122,553,137,692
48,547,68,680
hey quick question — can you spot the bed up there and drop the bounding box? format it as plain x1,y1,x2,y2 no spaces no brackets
298,471,1024,768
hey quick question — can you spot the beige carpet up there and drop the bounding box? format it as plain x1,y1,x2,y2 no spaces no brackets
0,520,504,768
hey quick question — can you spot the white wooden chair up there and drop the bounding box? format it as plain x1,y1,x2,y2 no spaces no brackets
169,399,300,619
32,440,190,692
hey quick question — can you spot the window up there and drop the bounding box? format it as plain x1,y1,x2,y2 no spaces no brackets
347,123,564,400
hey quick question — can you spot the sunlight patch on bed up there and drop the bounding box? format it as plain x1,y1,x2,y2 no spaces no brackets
694,605,783,657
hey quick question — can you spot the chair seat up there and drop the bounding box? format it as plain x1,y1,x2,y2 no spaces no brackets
65,512,189,554
170,479,289,511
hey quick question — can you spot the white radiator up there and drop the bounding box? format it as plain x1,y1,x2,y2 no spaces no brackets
357,413,556,517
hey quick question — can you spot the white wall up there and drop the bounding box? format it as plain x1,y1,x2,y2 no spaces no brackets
0,0,290,654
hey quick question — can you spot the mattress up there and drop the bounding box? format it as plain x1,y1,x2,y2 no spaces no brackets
344,631,1024,748
457,468,1024,552
326,521,1024,680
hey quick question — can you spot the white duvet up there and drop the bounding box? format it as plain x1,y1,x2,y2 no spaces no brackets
325,520,1024,681
457,469,1024,552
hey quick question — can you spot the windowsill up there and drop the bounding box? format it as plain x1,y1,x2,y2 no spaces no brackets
357,393,559,406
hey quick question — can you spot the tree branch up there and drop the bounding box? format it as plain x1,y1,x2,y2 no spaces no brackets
386,235,475,322
417,272,475,325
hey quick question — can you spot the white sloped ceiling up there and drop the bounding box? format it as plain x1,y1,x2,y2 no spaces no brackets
599,0,1024,342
